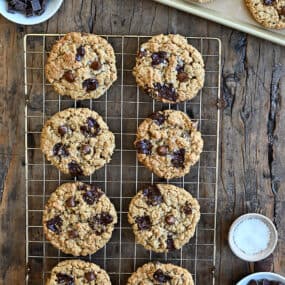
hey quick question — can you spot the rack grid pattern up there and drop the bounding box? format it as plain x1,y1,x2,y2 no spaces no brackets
24,34,221,285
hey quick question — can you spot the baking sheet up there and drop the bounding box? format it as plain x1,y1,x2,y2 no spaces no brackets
153,0,285,46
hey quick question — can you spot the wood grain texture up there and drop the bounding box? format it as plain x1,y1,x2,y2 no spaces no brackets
0,1,284,284
0,22,26,284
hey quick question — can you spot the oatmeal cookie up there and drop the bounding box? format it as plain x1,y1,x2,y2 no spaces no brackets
128,184,200,253
46,259,111,285
245,0,285,29
43,182,117,256
45,32,117,99
134,109,203,179
127,262,194,285
133,34,205,103
40,108,115,177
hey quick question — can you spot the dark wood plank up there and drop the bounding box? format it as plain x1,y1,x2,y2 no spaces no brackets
0,0,284,284
0,20,26,284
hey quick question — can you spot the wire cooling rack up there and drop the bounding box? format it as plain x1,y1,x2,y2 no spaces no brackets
24,34,221,285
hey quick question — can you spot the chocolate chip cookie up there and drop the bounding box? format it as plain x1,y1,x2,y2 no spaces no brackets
43,182,117,256
45,32,117,100
127,262,194,285
134,110,203,179
133,34,205,103
245,0,285,29
46,259,111,285
40,108,115,177
128,184,200,253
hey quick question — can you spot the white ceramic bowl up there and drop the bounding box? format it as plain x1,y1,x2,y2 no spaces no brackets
0,0,63,25
228,213,278,262
237,272,285,285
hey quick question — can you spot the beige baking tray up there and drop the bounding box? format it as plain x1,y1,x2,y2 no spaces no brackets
153,0,285,46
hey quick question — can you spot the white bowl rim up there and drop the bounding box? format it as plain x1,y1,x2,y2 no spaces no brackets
228,213,278,262
236,272,285,285
0,0,64,25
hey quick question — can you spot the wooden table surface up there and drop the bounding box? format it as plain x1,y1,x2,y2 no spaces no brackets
0,1,284,284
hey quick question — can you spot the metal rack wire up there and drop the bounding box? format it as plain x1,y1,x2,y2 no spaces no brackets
24,34,221,285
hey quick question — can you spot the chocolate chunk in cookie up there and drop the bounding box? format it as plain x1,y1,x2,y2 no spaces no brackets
135,216,151,230
81,144,92,155
46,215,63,234
89,212,114,235
171,148,185,168
65,197,77,208
85,271,96,281
153,83,178,102
80,117,100,137
135,139,152,155
53,143,69,158
58,125,71,137
149,111,166,126
82,186,103,205
90,61,102,70
166,235,176,251
183,202,193,215
63,70,76,83
56,273,74,285
157,145,168,156
165,215,176,225
177,72,189,82
142,185,163,206
263,0,275,5
151,51,168,66
68,161,83,176
82,78,98,92
153,269,172,283
75,45,85,61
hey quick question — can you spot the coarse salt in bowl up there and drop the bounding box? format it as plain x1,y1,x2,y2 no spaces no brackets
228,213,278,262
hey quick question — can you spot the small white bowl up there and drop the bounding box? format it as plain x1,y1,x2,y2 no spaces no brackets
237,272,285,285
228,213,278,262
0,0,64,25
